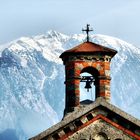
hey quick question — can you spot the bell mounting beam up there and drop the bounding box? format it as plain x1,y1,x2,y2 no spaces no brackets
80,76,95,82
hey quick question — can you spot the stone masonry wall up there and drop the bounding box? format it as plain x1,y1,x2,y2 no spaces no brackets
68,119,134,140
64,55,111,113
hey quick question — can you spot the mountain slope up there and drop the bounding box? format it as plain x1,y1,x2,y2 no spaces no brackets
0,30,140,140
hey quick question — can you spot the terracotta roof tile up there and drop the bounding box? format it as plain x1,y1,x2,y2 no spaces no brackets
60,42,117,58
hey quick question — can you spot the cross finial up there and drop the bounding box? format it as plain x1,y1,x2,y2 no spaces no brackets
82,24,93,42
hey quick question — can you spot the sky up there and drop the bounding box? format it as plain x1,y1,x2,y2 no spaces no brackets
0,0,140,46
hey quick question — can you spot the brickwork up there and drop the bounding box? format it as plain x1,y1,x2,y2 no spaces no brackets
29,98,140,140
68,118,135,140
63,54,113,114
37,107,140,140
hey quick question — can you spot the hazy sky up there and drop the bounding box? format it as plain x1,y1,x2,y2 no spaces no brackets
0,0,140,46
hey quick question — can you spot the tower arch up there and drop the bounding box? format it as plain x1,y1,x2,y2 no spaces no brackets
81,66,99,77
80,66,99,101
80,72,95,101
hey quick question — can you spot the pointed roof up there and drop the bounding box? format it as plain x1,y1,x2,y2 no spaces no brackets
60,42,117,58
29,98,140,140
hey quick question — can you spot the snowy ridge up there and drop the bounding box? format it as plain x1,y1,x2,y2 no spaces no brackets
0,30,140,140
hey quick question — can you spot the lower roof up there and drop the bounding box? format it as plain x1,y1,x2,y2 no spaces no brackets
29,97,140,140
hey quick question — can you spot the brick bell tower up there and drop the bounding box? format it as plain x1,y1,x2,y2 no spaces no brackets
60,24,117,116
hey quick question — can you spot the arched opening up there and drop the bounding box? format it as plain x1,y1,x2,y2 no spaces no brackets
93,132,108,140
80,72,95,102
80,67,99,102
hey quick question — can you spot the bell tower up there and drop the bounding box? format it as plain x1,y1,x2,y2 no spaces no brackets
60,25,117,115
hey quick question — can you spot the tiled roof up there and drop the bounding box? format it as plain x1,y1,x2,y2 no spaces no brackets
60,42,117,58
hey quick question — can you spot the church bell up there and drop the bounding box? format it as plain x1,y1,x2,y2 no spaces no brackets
80,76,94,92
84,80,92,92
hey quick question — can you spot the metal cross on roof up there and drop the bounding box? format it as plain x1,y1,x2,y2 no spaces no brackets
82,24,93,42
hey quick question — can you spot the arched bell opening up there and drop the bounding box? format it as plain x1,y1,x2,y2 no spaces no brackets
80,67,100,103
80,72,95,102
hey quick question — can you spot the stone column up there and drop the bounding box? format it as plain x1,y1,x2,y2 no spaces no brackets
64,62,80,114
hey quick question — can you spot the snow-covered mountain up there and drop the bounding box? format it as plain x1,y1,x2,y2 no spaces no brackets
0,30,140,140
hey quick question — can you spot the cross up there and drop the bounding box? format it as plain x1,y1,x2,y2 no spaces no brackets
82,24,93,42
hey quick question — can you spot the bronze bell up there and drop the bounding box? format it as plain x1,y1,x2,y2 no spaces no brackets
85,81,92,92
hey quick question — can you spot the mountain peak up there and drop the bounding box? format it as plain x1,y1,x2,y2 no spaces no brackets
0,31,140,140
46,30,69,41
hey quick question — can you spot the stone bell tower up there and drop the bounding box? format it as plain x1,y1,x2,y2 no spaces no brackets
60,24,117,115
30,26,140,140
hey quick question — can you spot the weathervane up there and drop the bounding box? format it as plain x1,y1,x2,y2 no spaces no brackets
82,24,93,42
